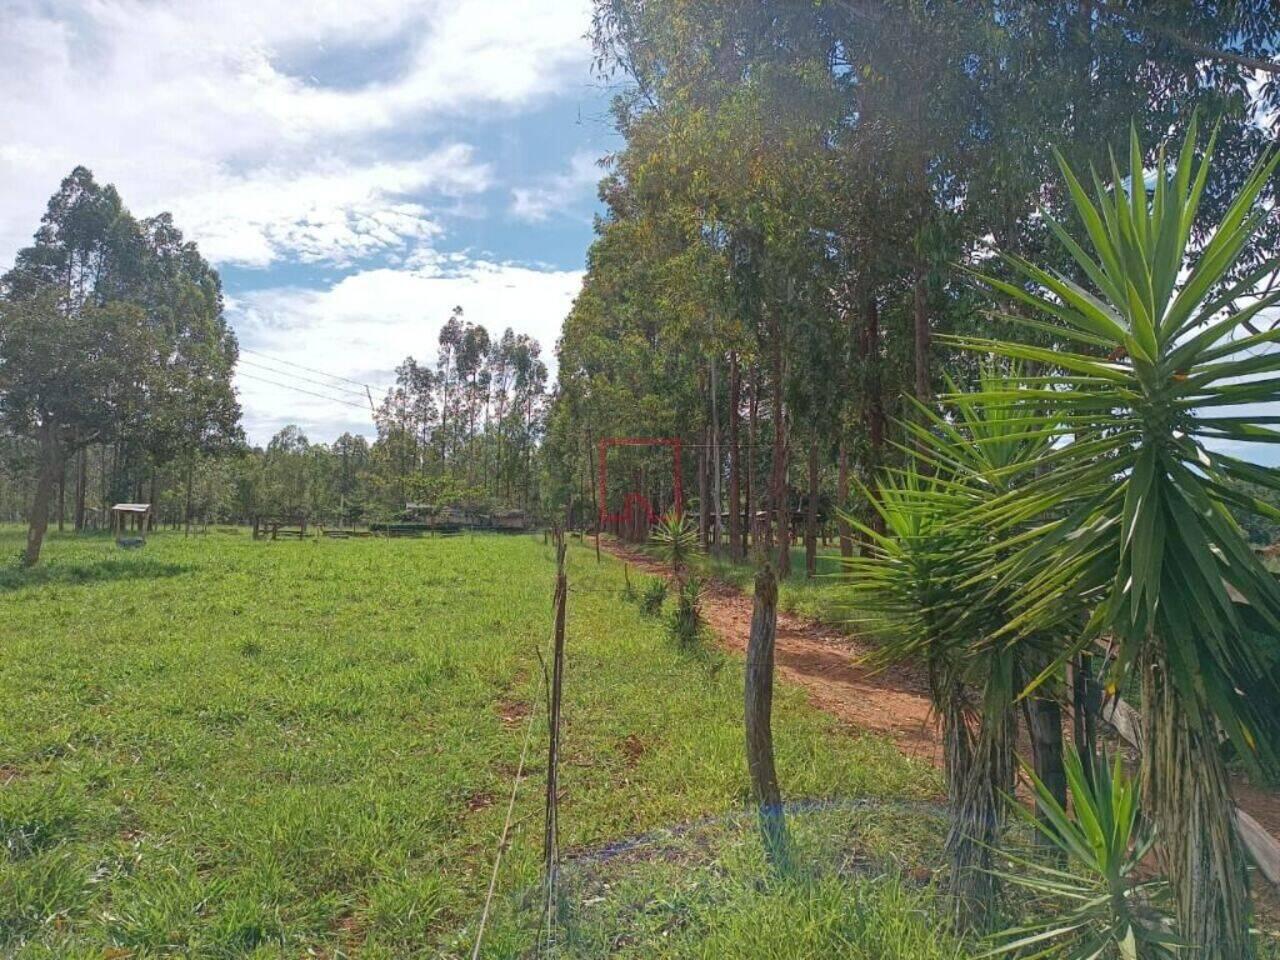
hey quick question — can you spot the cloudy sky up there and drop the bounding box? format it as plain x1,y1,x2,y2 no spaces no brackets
0,0,618,444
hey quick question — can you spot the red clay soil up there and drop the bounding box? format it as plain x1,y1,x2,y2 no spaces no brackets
603,539,1280,895
609,542,941,764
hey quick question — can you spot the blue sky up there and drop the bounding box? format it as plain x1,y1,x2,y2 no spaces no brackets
4,2,1277,469
0,0,619,444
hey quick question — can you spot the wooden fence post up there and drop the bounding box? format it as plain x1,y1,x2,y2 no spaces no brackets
542,529,568,942
745,563,790,871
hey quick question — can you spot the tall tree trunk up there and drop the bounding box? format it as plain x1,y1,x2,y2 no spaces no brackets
711,355,722,552
770,312,790,578
1024,691,1067,849
748,368,759,553
74,446,87,532
1143,646,1254,960
837,441,853,558
57,453,66,532
1072,653,1100,786
103,444,113,527
805,437,819,578
24,419,59,567
861,291,886,538
745,563,790,870
184,460,194,537
585,432,598,531
698,427,710,547
728,352,742,561
913,263,931,407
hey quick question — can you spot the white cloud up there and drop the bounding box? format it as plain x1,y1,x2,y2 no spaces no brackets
169,147,491,268
0,0,599,445
510,150,602,223
229,256,583,443
0,0,594,265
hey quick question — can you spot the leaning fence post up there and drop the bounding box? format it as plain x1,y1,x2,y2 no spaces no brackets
745,562,790,871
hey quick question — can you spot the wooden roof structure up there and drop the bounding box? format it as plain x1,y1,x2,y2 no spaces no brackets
111,502,152,535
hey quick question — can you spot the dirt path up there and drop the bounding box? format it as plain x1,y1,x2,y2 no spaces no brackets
607,542,941,767
603,540,1280,897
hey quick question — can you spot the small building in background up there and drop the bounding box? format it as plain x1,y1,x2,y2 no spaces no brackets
111,503,152,546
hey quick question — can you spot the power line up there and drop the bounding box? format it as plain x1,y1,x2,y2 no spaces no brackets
235,370,372,412
239,346,380,391
238,357,370,398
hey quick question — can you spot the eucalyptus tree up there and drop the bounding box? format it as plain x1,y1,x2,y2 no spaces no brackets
0,168,240,560
965,121,1280,959
495,330,548,505
131,213,242,528
331,432,370,524
0,293,157,563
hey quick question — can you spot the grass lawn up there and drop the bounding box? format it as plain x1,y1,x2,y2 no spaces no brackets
0,527,953,958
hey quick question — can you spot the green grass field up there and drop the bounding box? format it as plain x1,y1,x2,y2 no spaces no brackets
0,527,955,958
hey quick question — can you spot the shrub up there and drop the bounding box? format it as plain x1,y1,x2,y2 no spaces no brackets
638,577,667,616
670,574,703,648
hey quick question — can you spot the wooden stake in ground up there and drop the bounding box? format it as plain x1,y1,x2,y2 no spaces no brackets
542,530,568,941
744,563,790,870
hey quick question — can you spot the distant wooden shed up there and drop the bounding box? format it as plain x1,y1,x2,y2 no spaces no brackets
111,503,152,538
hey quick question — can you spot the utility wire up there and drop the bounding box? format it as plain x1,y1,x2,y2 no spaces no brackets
238,357,371,398
236,370,372,411
239,346,381,391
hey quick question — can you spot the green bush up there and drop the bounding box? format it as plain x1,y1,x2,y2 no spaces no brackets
670,574,703,648
639,576,667,616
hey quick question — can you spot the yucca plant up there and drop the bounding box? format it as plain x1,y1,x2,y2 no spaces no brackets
987,749,1180,960
638,576,667,616
962,117,1280,958
915,368,1081,849
846,367,1071,931
918,366,1083,929
846,458,1008,930
844,463,962,788
650,508,699,579
843,463,972,800
651,510,703,645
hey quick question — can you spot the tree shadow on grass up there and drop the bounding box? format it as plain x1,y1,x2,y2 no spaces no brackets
0,558,192,593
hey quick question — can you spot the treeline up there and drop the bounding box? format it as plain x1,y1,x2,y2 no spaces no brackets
371,308,549,514
547,0,1280,572
0,168,240,563
230,311,551,526
0,171,553,553
189,315,551,529
0,315,551,535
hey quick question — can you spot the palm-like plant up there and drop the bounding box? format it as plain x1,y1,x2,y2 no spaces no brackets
844,462,974,803
847,365,1071,931
962,118,1280,958
987,749,1180,960
651,508,699,578
651,509,703,644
